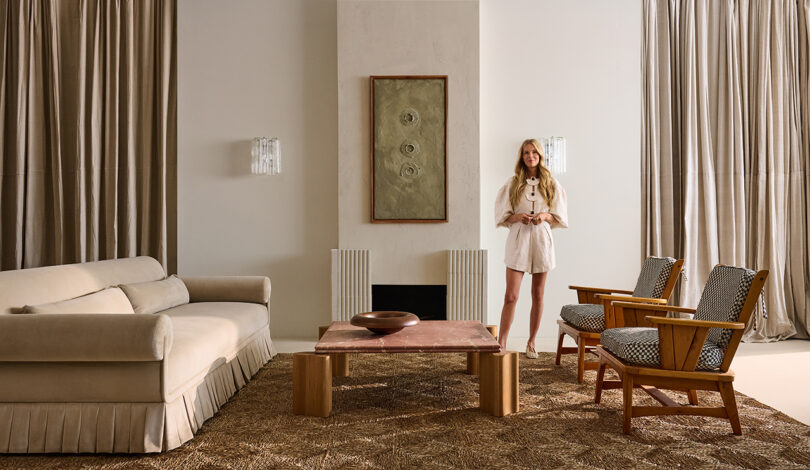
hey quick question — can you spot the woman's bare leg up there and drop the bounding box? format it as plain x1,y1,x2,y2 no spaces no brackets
528,272,548,348
498,267,524,350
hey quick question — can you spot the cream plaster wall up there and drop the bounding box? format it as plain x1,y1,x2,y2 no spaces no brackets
177,0,338,338
177,0,640,340
480,0,643,340
337,0,480,285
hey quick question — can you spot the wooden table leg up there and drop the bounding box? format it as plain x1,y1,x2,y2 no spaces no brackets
331,353,349,377
292,352,332,417
467,325,499,375
466,352,480,375
486,325,499,340
479,350,518,416
319,325,349,377
318,325,330,339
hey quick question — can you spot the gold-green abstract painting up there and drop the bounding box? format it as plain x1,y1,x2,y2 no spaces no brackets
371,76,447,222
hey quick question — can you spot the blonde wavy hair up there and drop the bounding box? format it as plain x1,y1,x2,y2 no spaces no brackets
509,139,555,211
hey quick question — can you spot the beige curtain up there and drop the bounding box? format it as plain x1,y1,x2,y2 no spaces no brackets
800,0,810,340
0,0,177,272
642,0,810,340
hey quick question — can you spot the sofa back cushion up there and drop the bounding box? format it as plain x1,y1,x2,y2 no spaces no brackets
121,275,190,314
0,257,166,315
23,287,134,314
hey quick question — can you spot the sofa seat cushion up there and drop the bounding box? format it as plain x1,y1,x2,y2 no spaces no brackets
560,303,605,332
601,327,724,371
161,302,268,395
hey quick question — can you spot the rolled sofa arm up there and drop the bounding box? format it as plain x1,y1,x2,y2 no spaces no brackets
181,276,271,304
0,314,173,362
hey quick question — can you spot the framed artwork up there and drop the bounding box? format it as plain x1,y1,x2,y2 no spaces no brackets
370,75,448,223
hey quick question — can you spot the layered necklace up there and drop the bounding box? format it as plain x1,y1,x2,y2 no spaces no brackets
525,177,540,215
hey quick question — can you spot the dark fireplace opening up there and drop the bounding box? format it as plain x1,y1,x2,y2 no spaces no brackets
372,285,446,321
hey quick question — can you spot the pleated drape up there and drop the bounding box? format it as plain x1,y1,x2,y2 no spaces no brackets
642,0,809,341
0,0,176,272
798,0,810,338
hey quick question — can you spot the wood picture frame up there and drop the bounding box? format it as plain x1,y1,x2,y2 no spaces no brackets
370,75,448,223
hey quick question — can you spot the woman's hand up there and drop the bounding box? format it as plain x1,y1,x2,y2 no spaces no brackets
531,212,554,225
508,213,533,225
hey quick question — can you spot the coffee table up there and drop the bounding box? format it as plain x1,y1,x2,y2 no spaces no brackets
292,320,518,417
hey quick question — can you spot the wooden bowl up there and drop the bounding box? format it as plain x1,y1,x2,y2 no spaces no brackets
350,311,420,335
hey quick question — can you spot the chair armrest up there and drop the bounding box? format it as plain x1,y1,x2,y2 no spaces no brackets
0,314,173,362
611,302,696,328
646,316,745,330
611,302,696,314
568,285,634,295
569,285,633,305
181,276,271,304
595,294,667,304
595,296,667,329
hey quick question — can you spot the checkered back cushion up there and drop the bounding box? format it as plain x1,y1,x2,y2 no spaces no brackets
632,257,677,299
695,265,757,349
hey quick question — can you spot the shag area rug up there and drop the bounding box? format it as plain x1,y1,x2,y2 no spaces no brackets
1,352,809,469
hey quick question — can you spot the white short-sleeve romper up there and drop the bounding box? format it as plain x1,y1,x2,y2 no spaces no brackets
494,176,569,273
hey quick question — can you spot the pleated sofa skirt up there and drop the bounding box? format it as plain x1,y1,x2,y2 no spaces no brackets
0,328,277,453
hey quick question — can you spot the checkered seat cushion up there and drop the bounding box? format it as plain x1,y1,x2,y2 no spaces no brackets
560,304,605,332
601,327,724,371
632,256,677,298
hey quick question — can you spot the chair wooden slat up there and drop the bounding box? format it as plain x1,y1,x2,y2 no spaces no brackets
657,324,676,370
672,325,696,370
680,326,710,372
603,298,617,329
632,406,728,418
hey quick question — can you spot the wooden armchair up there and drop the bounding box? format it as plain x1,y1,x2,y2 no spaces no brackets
594,266,768,434
555,257,684,382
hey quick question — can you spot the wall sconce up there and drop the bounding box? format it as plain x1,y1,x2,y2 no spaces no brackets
540,136,566,174
251,137,281,175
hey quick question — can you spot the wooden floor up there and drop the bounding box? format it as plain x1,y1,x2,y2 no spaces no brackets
276,335,810,426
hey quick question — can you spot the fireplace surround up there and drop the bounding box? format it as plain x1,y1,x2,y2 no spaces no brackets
331,249,487,323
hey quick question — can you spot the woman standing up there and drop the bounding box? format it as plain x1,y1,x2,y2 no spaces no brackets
494,139,568,357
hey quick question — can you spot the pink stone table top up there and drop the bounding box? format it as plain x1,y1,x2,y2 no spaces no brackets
315,321,501,353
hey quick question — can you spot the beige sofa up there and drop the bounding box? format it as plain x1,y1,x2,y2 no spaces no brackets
0,256,276,453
